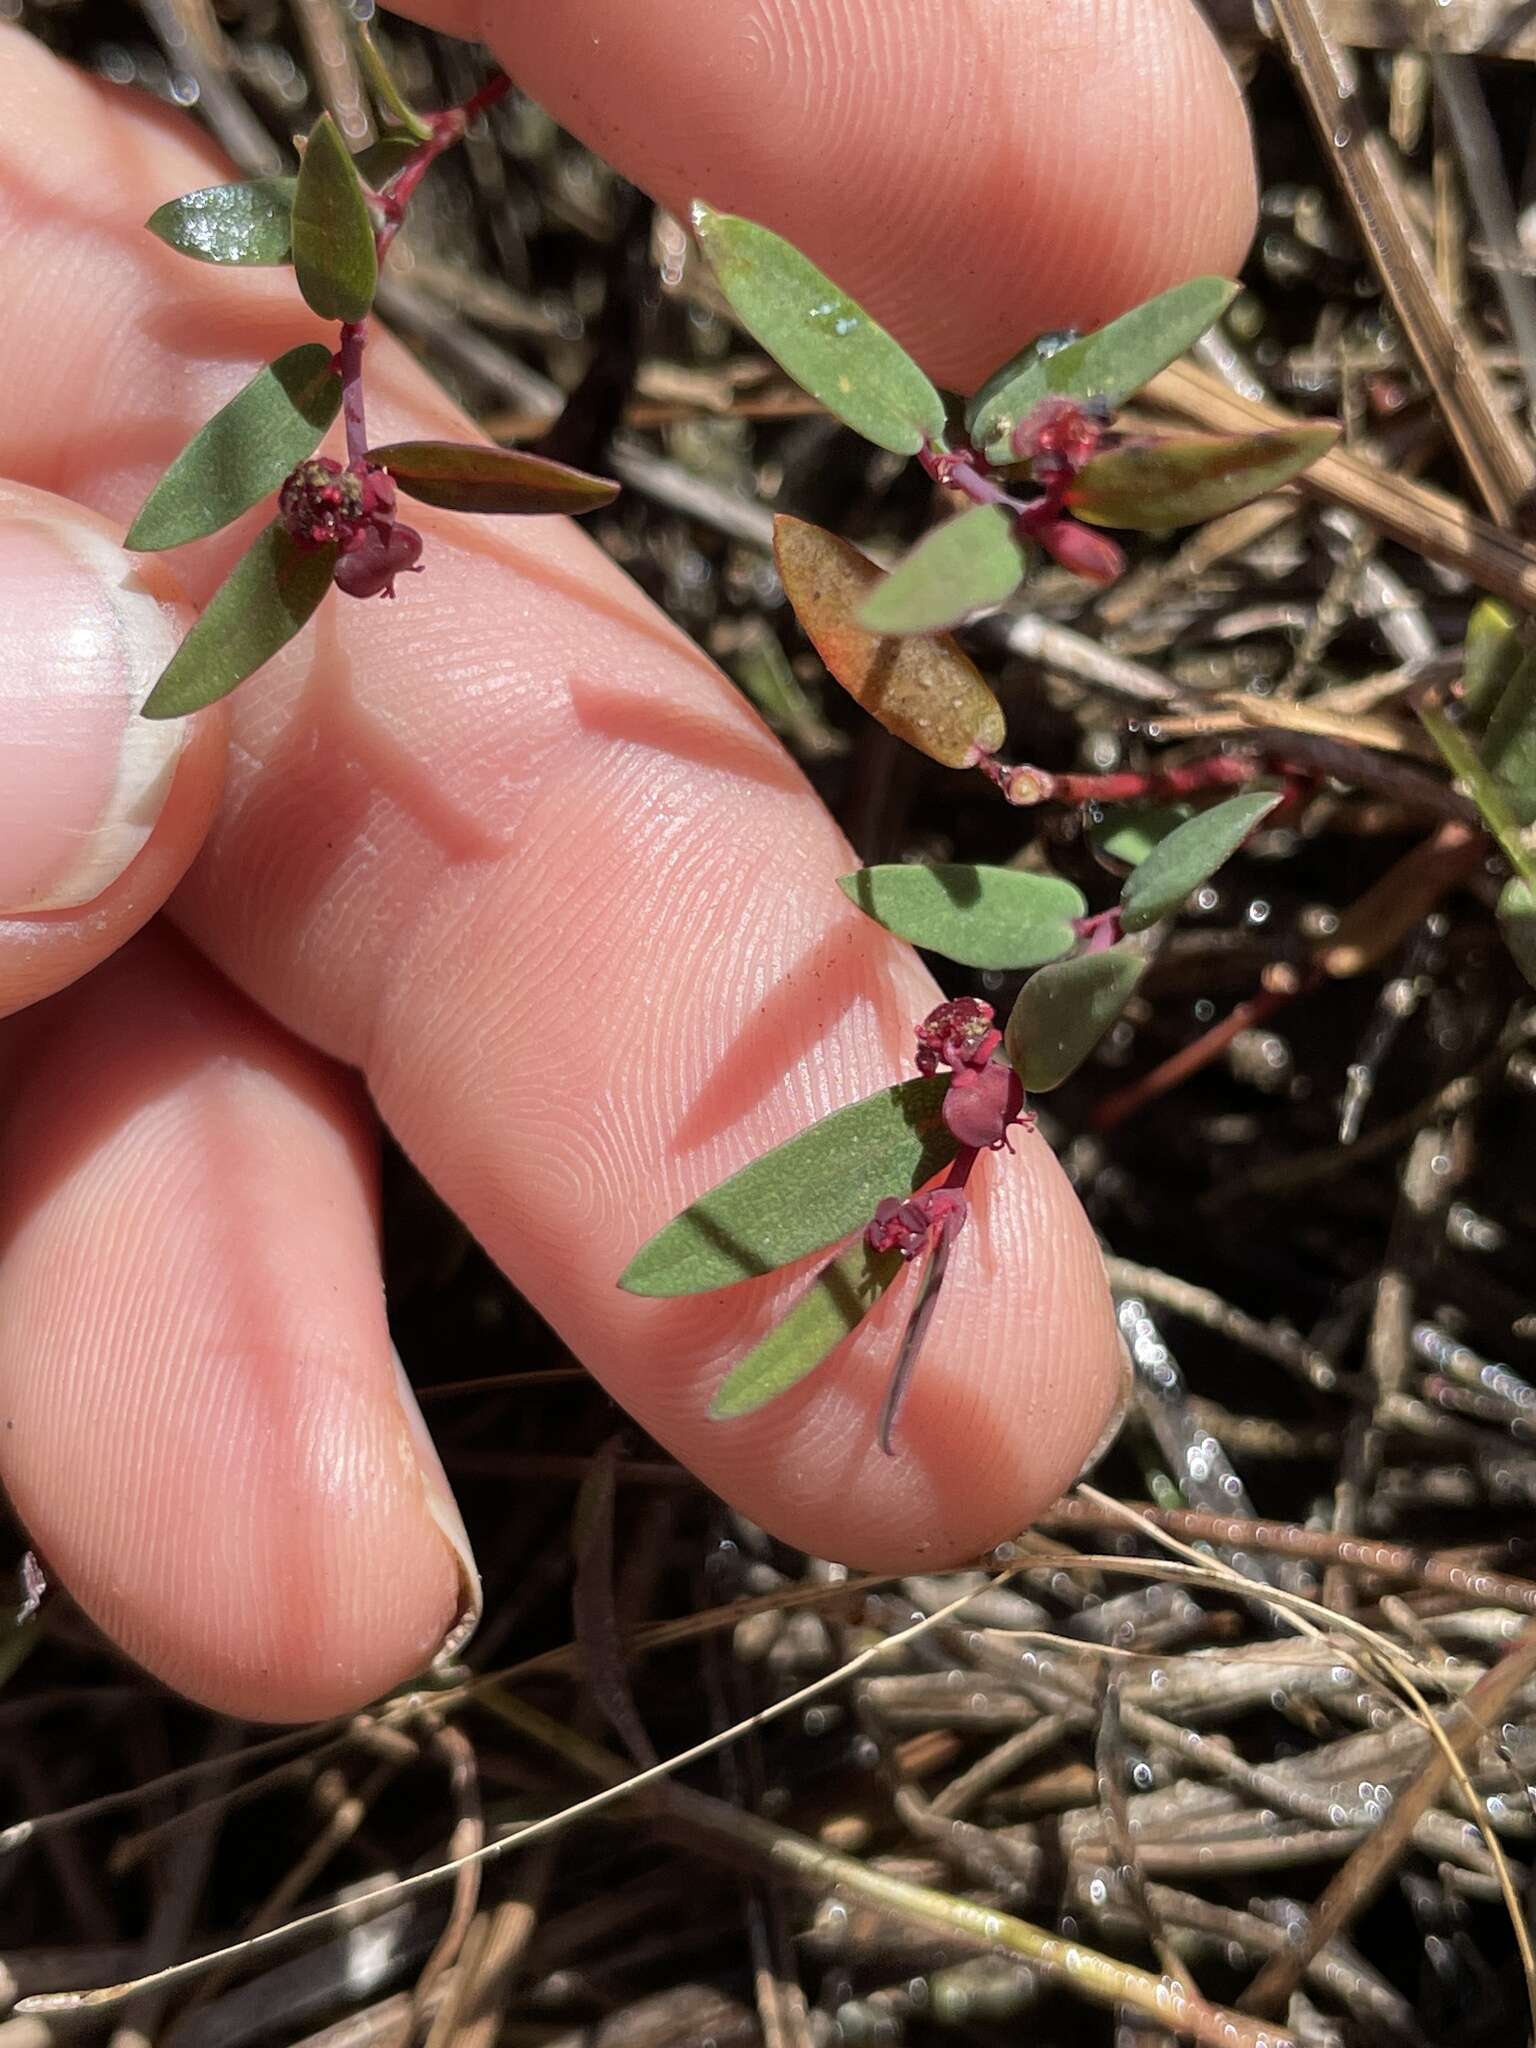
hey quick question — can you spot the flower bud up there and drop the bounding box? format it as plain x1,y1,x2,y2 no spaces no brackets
942,1057,1026,1151
333,521,424,600
1034,515,1126,586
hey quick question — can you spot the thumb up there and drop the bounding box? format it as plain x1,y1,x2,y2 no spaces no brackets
0,480,226,1017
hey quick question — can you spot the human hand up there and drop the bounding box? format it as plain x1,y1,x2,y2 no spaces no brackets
0,0,1255,1720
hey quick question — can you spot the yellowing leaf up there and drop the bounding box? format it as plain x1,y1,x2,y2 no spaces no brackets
1070,426,1340,531
774,515,1006,769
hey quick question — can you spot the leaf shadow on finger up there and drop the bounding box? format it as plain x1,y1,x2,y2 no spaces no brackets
668,916,917,1156
567,673,808,798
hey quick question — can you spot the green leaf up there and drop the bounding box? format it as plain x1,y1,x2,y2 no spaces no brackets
146,178,297,266
367,440,619,516
1498,878,1536,990
774,515,1006,769
619,1076,956,1297
1119,791,1281,932
839,864,1084,969
141,524,336,719
291,113,378,324
1005,945,1148,1092
709,1243,903,1419
1069,426,1340,531
1462,598,1525,724
1090,802,1193,869
355,25,433,144
856,505,1028,635
1482,648,1536,826
1417,700,1536,890
124,346,341,551
691,202,946,455
353,134,421,189
968,278,1239,461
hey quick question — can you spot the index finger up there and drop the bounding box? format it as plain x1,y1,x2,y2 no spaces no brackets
0,8,1254,1572
400,0,1257,391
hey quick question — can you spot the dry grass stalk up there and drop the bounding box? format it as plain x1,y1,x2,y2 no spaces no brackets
1149,356,1536,605
1208,0,1536,60
1242,1622,1536,2014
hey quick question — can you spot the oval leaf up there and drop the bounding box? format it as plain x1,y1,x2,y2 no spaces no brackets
691,202,945,455
1498,878,1536,991
839,864,1084,969
1005,946,1148,1092
125,346,342,552
146,178,296,266
774,515,1006,769
356,27,433,144
1090,802,1194,870
292,114,378,324
709,1243,904,1419
1069,425,1340,532
1119,790,1281,933
968,278,1238,460
367,440,619,516
141,524,336,719
857,505,1027,635
619,1076,955,1298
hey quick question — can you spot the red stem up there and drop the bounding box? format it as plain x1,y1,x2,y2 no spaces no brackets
336,68,513,472
875,1145,979,1456
336,320,369,467
1089,981,1303,1133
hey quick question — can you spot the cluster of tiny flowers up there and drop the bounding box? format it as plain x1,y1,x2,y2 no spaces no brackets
864,1000,1029,1263
278,457,424,600
867,1188,966,1261
917,997,1028,1153
1012,396,1126,586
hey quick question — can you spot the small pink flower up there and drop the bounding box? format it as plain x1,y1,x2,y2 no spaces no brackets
278,457,424,599
1011,395,1105,479
278,457,363,550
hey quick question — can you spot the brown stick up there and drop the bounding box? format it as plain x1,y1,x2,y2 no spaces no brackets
1240,1624,1536,2015
1264,0,1536,522
1038,1495,1536,1617
1148,359,1536,606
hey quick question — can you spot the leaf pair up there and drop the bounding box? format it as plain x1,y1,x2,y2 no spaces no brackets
621,1074,957,1422
694,201,1239,465
845,791,1281,1091
694,204,1338,640
853,419,1340,638
148,131,418,270
135,431,619,718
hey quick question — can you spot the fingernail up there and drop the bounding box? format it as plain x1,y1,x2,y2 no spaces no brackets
391,1347,482,1669
0,517,185,916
